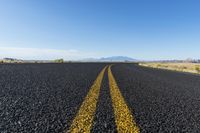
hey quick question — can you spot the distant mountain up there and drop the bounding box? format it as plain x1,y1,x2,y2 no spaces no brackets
99,56,137,62
79,56,137,62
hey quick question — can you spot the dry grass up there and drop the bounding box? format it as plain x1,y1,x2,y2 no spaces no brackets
139,62,200,74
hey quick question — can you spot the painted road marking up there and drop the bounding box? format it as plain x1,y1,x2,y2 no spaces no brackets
108,65,139,133
68,66,107,133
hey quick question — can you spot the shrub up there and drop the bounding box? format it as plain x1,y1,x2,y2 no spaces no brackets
54,59,64,63
195,66,200,73
163,65,168,68
156,64,161,68
183,66,187,69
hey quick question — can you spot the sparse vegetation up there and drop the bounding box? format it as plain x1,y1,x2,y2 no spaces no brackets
139,62,200,74
54,59,64,63
195,66,200,73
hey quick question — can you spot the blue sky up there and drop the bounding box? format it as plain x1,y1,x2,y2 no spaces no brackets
0,0,200,60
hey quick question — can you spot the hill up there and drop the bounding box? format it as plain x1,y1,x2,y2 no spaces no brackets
99,56,137,62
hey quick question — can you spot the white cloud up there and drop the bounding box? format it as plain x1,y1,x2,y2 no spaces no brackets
0,47,90,60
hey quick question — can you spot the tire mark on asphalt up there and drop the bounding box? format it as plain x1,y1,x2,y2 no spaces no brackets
108,65,139,133
68,66,107,133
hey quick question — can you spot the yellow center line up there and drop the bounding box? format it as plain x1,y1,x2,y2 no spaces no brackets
68,66,107,133
108,65,140,133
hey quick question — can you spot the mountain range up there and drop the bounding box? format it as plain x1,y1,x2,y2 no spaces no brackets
80,56,137,62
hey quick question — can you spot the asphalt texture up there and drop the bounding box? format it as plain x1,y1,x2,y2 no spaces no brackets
112,64,200,132
0,63,106,132
1,63,200,132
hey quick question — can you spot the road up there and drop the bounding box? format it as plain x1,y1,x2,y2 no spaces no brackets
0,63,200,132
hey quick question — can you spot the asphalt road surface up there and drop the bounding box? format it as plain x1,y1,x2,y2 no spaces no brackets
0,63,200,132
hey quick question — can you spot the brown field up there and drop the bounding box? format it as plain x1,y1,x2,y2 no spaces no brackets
139,62,200,74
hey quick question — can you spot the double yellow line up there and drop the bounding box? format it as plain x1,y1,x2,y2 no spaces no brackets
68,66,107,132
68,65,139,133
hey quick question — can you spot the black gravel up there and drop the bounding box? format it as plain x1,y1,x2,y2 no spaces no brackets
112,64,200,133
0,63,106,133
